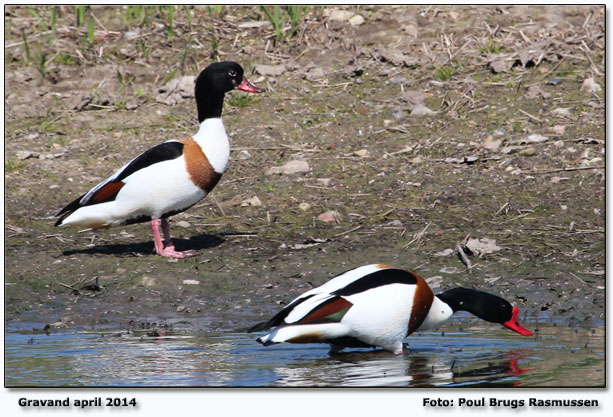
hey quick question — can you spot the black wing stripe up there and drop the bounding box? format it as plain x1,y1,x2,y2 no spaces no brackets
332,268,418,297
248,294,316,332
55,141,185,221
112,141,184,183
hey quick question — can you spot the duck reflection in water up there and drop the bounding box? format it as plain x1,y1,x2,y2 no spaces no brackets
266,348,530,387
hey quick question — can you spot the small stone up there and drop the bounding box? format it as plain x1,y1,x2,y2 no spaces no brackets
518,146,537,156
241,196,262,207
465,237,501,257
176,305,187,313
175,221,191,228
551,176,568,184
523,134,548,143
182,280,200,285
16,150,39,160
402,24,418,38
317,178,332,187
138,276,157,287
327,9,354,21
386,220,403,227
411,156,424,164
266,160,310,175
483,135,503,152
389,76,408,84
553,140,564,148
434,248,454,257
349,14,365,26
410,104,435,116
254,64,287,77
302,67,326,82
354,149,370,157
425,276,443,289
317,210,342,224
581,77,601,94
237,150,252,160
551,107,571,117
552,125,566,135
298,203,311,211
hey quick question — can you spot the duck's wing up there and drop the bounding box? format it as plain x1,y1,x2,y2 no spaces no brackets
249,265,421,331
55,141,184,223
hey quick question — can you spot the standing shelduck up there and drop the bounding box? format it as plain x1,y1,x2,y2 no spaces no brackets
249,264,533,354
55,62,264,258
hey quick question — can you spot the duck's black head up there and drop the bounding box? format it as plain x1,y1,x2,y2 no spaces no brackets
437,287,533,336
195,61,265,122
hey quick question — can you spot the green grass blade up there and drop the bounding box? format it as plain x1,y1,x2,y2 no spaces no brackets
21,28,31,63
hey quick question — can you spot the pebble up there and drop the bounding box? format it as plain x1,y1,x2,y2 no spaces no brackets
389,76,407,84
241,196,262,207
552,125,566,135
551,107,571,117
298,203,311,211
138,276,157,287
386,220,403,227
317,210,342,224
349,15,365,26
482,135,502,152
411,104,435,116
425,276,443,289
175,221,191,228
523,134,548,143
266,160,310,175
434,248,454,257
518,146,537,156
16,150,39,160
326,9,354,21
254,64,287,77
581,77,602,94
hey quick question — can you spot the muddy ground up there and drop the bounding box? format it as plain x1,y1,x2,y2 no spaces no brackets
4,6,605,335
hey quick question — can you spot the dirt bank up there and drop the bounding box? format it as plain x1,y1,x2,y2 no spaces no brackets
4,6,604,334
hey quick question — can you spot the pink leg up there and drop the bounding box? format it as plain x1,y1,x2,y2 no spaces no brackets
150,219,195,258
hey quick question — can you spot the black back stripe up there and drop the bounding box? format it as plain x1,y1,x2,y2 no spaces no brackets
112,141,184,184
332,268,418,297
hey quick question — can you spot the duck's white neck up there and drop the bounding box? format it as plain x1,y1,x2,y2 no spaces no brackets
415,297,454,332
193,118,230,174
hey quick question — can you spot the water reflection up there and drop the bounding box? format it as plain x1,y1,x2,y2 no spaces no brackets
264,347,530,387
4,324,604,387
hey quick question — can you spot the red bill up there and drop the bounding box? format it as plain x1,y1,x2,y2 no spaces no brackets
503,306,533,336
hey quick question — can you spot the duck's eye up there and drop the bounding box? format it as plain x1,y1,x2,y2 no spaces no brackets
229,70,237,77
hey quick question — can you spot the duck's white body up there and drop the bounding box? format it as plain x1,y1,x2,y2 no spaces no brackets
252,264,453,354
57,118,229,229
251,264,532,354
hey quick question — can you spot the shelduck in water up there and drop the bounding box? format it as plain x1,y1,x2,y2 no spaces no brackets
55,62,264,258
249,264,533,354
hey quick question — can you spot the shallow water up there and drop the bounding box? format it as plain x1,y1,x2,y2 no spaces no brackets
4,320,604,387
